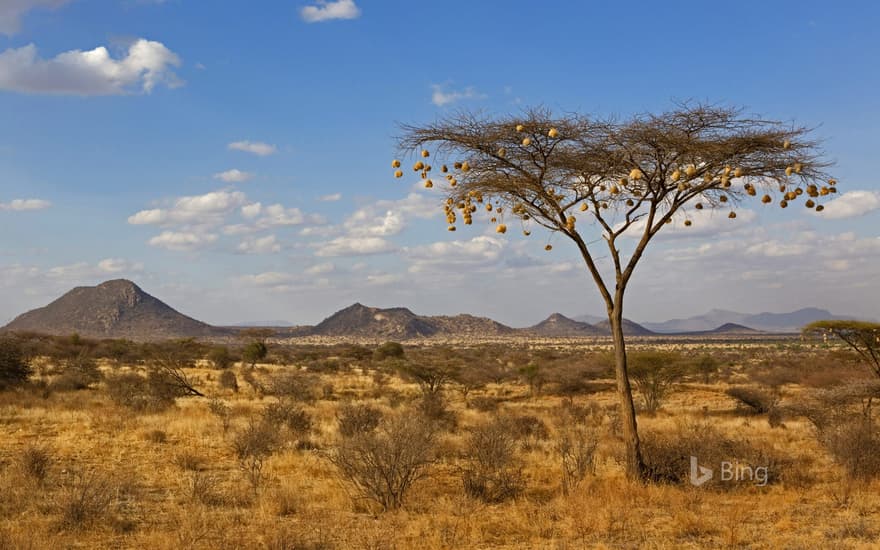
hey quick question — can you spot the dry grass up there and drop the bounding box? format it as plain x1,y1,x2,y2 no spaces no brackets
1,340,879,548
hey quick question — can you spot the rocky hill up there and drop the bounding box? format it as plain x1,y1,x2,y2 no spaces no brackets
2,279,224,340
593,318,656,336
527,313,603,337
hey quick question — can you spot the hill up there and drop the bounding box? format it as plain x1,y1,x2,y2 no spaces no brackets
642,307,857,333
592,318,655,336
2,279,224,341
527,313,603,337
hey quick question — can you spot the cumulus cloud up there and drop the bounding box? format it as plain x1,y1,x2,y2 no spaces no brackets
0,0,68,35
148,231,217,251
405,236,506,272
0,39,182,95
0,198,50,211
227,140,277,156
241,202,262,219
128,190,247,227
305,262,335,275
300,0,361,23
314,236,395,257
237,234,282,254
318,192,342,202
815,190,880,220
431,84,486,106
213,169,253,183
97,258,144,273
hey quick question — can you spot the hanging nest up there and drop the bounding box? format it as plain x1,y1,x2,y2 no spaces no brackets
548,128,559,138
394,170,403,178
719,195,728,203
496,224,507,234
671,169,681,182
762,195,772,204
580,203,589,212
516,124,525,132
728,212,737,219
734,167,744,177
522,137,532,146
391,159,401,168
545,244,553,251
780,200,789,208
684,220,692,227
805,199,815,208
421,150,430,158
486,203,493,212
497,147,506,158
424,180,433,188
685,165,697,177
413,161,424,171
785,167,794,177
448,225,456,231
783,139,791,150
461,162,470,172
816,205,825,212
441,165,448,173
695,203,704,210
629,168,643,181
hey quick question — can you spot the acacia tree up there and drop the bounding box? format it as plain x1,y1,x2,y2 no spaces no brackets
396,104,837,479
804,320,880,378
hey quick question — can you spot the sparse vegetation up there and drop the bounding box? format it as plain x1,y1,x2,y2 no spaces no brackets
0,335,879,546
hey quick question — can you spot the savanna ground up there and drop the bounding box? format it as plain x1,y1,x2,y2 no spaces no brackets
1,335,879,549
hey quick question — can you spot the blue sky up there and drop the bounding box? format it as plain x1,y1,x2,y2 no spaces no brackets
1,0,879,327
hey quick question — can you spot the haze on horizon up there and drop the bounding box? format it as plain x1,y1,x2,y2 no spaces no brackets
2,0,879,328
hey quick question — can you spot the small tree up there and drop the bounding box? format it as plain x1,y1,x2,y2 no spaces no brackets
207,346,234,370
242,341,268,368
628,352,683,414
803,320,880,378
0,337,31,390
398,104,836,478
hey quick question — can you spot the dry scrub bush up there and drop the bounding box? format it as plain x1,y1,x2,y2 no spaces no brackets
792,381,880,479
218,369,238,391
641,421,790,488
330,413,436,511
461,418,525,503
56,470,115,530
508,415,550,448
232,419,279,493
18,444,53,485
105,371,177,412
263,400,313,444
336,402,382,437
555,425,598,495
0,337,31,391
208,398,232,432
50,354,102,392
726,386,779,414
468,395,500,412
416,391,457,430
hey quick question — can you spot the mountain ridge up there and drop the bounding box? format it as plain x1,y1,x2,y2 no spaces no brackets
3,279,867,341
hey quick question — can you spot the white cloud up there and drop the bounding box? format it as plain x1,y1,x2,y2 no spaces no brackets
315,236,395,257
318,192,342,202
148,231,217,251
0,39,182,95
345,209,404,236
241,202,262,219
431,84,486,106
300,0,361,23
237,234,282,254
815,190,880,220
237,271,294,287
227,140,277,156
213,169,253,183
405,236,505,273
0,0,68,35
97,258,144,273
128,190,247,227
305,262,335,275
0,198,50,211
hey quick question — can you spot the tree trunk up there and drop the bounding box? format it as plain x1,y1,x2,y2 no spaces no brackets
609,304,646,480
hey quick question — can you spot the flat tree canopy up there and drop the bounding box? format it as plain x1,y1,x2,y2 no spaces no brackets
804,320,880,377
395,103,837,479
